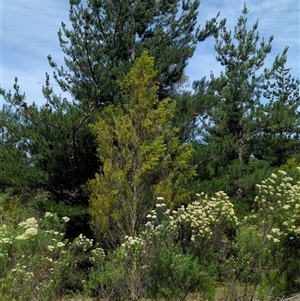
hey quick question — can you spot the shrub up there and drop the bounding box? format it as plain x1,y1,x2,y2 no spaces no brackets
221,169,300,299
84,197,229,300
0,211,101,300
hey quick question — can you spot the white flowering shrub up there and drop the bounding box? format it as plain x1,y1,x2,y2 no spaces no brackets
144,201,177,238
84,233,149,300
222,168,300,299
246,169,300,243
141,198,215,300
119,235,145,259
86,197,218,300
0,211,104,301
173,191,238,250
4,175,298,301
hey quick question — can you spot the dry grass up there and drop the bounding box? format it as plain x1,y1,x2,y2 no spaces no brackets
60,290,300,301
282,294,300,301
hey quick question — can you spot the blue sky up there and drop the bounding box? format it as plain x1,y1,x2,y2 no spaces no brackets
1,0,299,107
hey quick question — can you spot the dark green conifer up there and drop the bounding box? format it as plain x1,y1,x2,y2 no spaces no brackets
48,0,220,108
0,0,220,203
192,4,300,206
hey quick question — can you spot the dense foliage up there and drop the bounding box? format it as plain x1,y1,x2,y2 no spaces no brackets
191,4,300,208
0,1,299,299
0,0,220,203
88,52,196,248
49,0,219,106
1,169,300,300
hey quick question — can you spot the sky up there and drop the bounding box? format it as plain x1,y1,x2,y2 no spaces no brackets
1,0,299,107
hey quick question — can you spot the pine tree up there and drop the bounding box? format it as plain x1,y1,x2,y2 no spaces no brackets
0,77,98,201
0,0,220,202
0,81,47,191
0,102,46,191
192,4,300,205
251,65,300,166
48,0,220,108
88,51,196,248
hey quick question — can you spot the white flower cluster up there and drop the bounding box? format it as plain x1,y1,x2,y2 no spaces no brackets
46,242,67,252
89,247,106,262
18,217,38,229
45,230,64,236
16,217,39,240
75,234,93,251
122,235,144,247
0,237,12,244
45,212,53,218
250,169,300,242
174,191,238,241
118,235,145,259
0,225,12,251
145,200,176,234
62,216,70,223
45,211,70,223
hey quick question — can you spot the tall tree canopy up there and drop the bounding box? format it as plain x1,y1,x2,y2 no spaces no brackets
0,101,47,190
48,0,220,108
191,4,300,206
0,78,98,200
0,0,220,201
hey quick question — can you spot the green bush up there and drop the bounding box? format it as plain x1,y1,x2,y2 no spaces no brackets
0,211,98,300
84,198,219,300
220,169,300,299
2,168,299,300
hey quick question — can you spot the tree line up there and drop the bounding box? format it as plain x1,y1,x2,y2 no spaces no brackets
0,0,299,244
